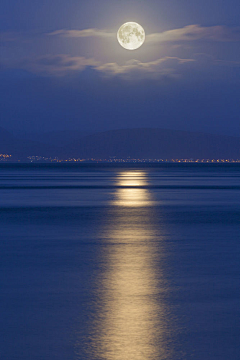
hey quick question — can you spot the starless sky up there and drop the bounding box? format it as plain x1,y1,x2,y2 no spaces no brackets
0,0,240,136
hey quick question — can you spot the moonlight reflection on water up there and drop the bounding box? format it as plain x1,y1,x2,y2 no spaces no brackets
85,171,172,360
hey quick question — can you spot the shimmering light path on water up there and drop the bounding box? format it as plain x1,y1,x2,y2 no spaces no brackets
0,165,240,360
86,172,171,360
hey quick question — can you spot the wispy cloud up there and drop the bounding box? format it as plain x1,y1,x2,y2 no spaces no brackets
47,25,240,43
48,28,115,39
17,54,99,76
95,57,195,79
147,25,240,43
2,25,239,45
4,53,239,79
10,55,196,79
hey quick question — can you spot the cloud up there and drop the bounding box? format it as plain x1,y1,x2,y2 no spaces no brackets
147,25,240,43
48,29,114,39
2,52,239,80
47,25,240,43
95,57,195,79
2,25,239,45
17,54,99,76
3,53,195,79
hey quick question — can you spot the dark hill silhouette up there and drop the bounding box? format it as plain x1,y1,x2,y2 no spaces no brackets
1,127,239,160
0,127,59,159
65,128,240,159
21,130,91,147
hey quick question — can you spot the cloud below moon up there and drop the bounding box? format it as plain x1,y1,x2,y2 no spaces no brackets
96,57,195,78
5,53,239,81
19,55,99,76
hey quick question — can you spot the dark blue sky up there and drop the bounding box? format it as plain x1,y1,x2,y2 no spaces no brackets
1,0,240,135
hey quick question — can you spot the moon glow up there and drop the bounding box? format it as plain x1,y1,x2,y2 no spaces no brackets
117,22,145,50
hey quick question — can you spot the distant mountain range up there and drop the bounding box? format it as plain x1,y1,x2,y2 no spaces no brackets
0,127,60,160
20,130,91,147
65,128,240,159
0,127,239,160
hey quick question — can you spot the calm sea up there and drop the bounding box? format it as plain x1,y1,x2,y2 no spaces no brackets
0,164,239,360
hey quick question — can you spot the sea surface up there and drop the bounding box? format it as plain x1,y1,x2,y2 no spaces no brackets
0,164,239,360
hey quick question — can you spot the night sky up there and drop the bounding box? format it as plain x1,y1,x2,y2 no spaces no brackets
1,0,240,136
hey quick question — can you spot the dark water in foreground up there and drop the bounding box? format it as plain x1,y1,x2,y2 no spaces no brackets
0,164,239,360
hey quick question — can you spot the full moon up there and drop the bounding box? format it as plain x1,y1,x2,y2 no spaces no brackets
117,22,145,50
